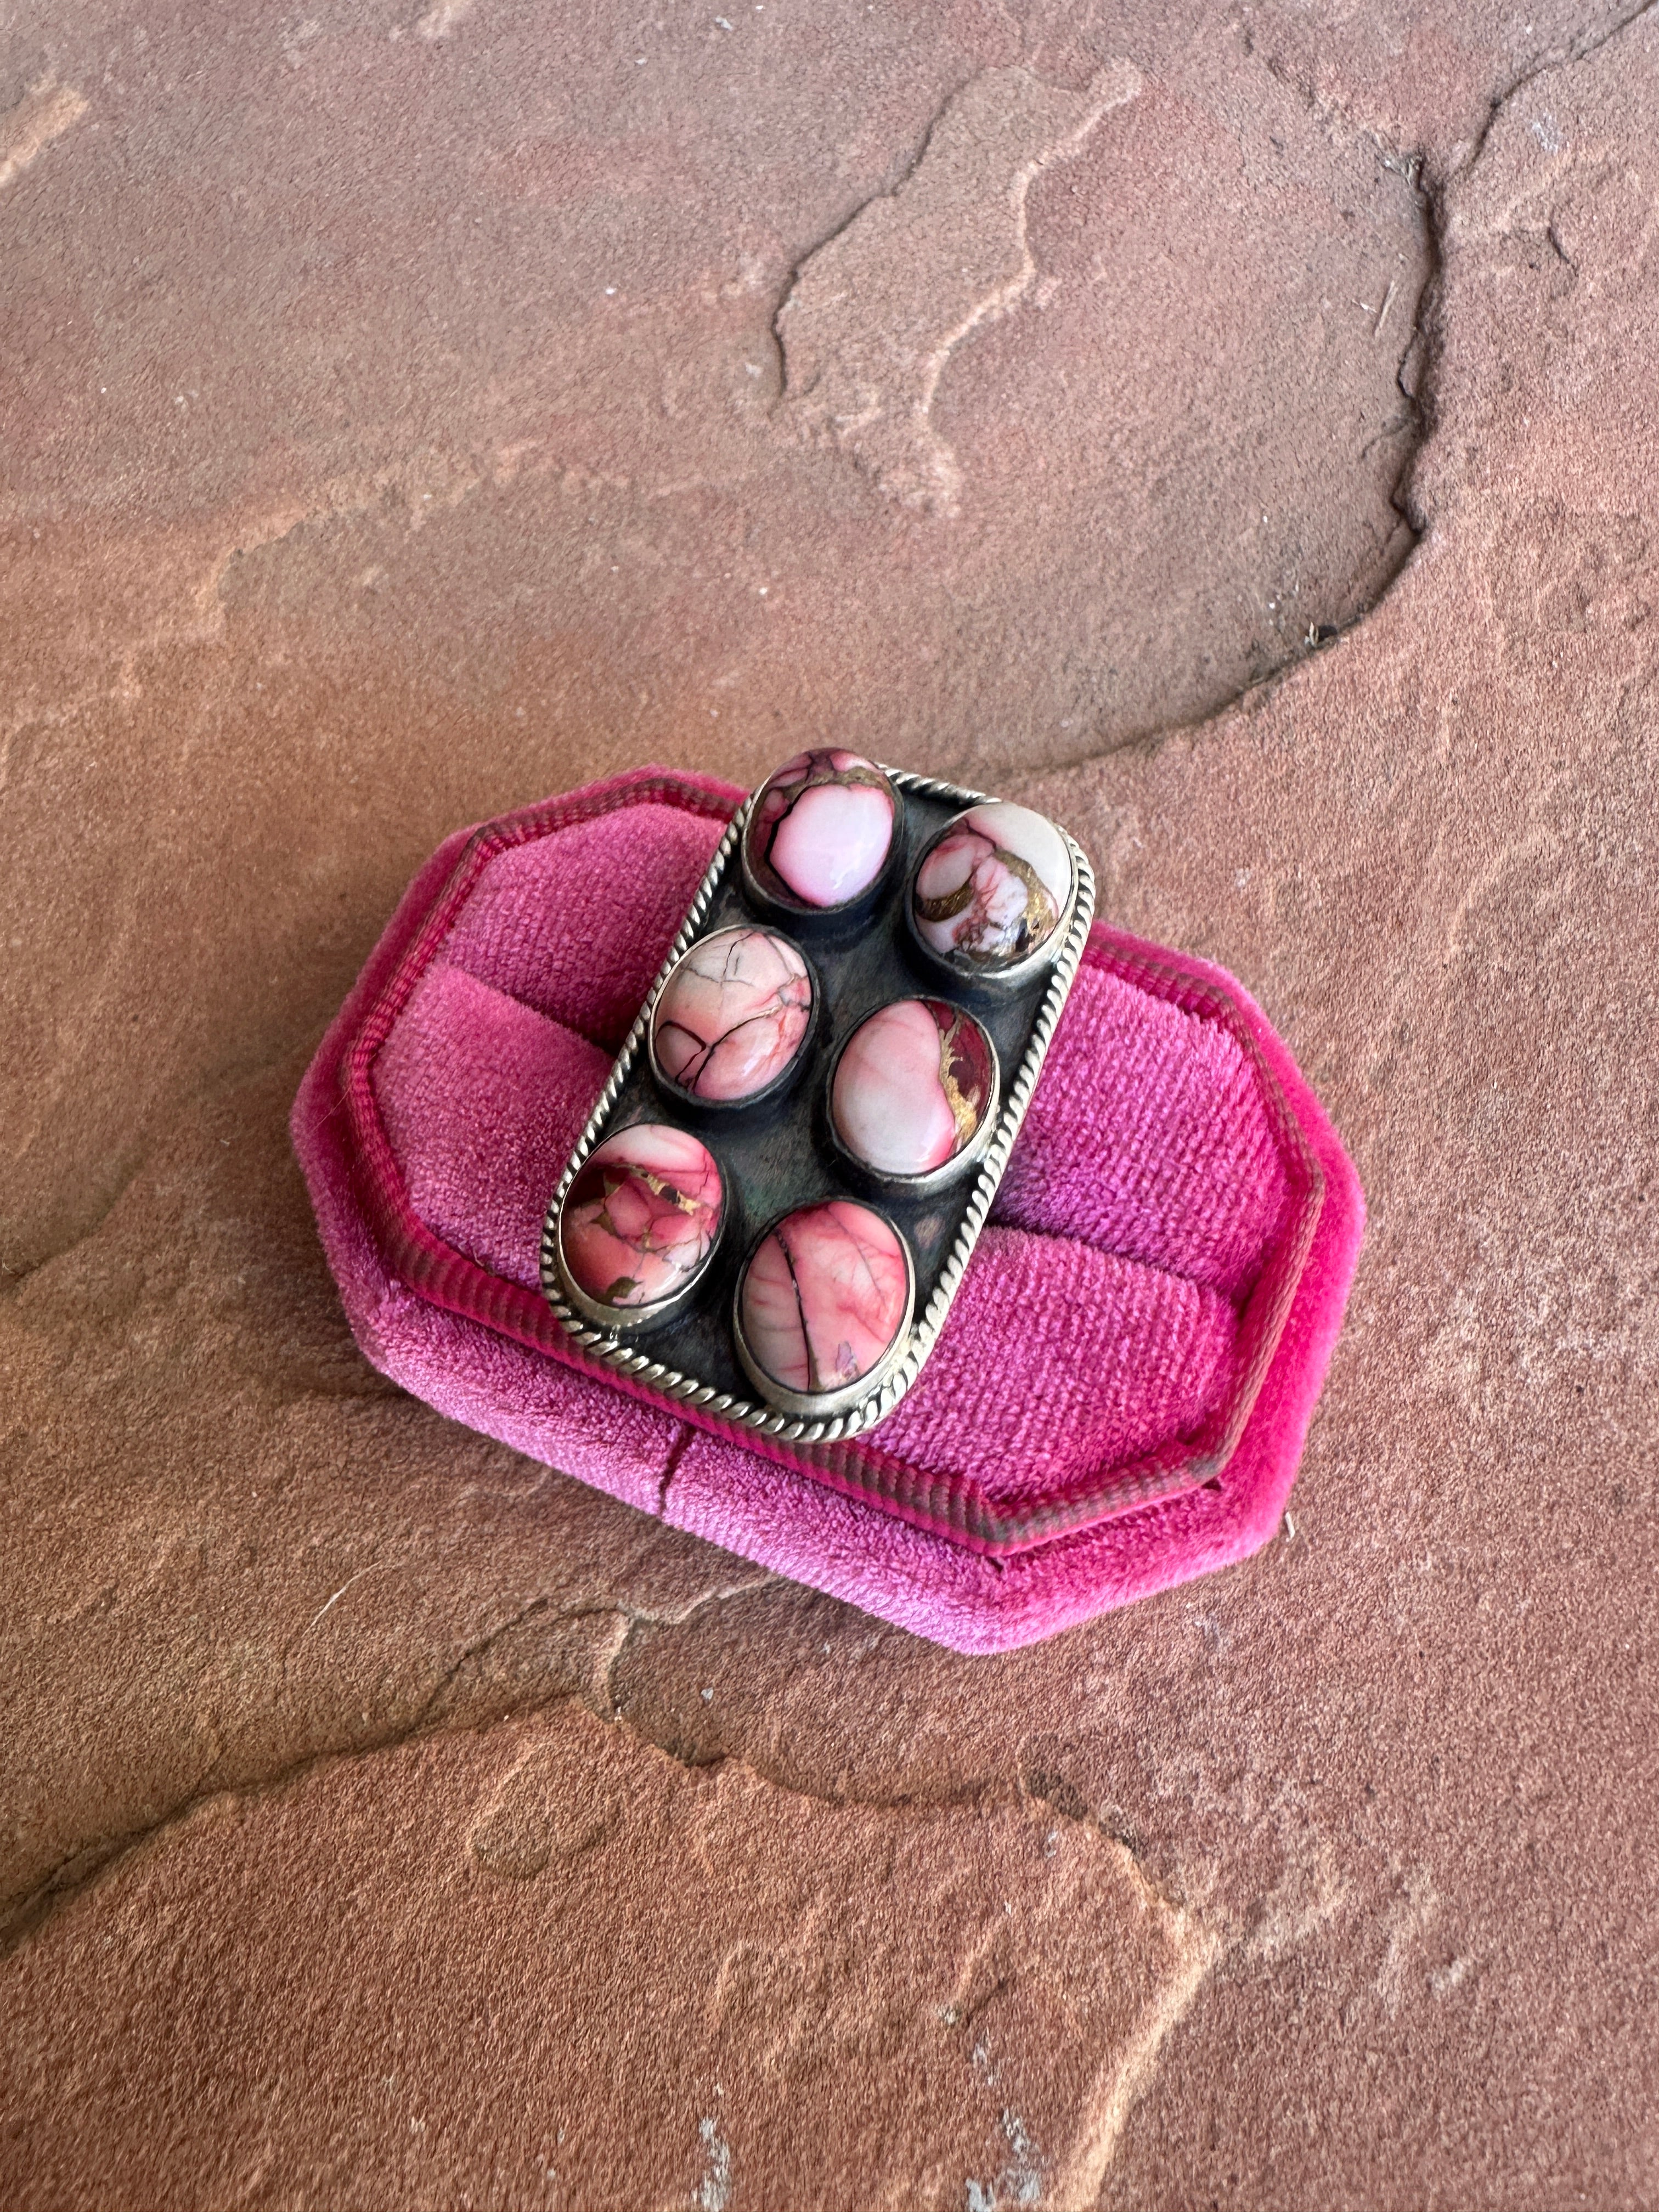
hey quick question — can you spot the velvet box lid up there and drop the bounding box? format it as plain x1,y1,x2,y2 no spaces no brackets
292,767,1364,1654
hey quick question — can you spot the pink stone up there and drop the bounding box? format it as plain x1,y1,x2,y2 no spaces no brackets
738,1200,910,1398
831,998,995,1178
561,1124,723,1311
746,749,897,908
913,802,1073,970
652,926,813,1102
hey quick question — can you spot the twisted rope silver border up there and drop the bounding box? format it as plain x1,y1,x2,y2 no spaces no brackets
538,771,1096,1443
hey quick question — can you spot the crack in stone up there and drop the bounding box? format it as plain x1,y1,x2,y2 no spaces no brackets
1047,1921,1225,2208
0,1575,780,1961
0,1575,1207,2011
774,61,1142,516
1451,0,1659,180
3,1695,1229,2205
9,1582,1240,1989
1022,4,1658,783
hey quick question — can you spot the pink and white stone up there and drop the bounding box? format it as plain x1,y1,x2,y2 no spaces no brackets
561,1124,723,1311
912,802,1073,970
745,749,898,909
831,998,995,1178
652,925,813,1102
738,1200,910,1398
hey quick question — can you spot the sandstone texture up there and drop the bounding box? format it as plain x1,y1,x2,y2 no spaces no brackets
2,1,1656,2206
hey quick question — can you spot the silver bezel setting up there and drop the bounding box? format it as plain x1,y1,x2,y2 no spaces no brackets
552,1125,727,1336
539,770,1097,1444
824,1000,1002,1197
730,1206,917,1419
906,804,1082,993
738,757,902,920
646,922,818,1111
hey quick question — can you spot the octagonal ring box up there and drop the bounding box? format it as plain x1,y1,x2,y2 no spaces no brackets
294,765,1364,1655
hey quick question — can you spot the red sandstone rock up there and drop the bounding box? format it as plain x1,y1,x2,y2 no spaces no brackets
2,1,1656,2205
0,1706,1211,2210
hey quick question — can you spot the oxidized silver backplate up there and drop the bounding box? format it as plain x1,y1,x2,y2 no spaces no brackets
538,770,1096,1444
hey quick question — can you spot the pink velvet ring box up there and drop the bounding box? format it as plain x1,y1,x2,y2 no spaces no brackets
293,766,1365,1654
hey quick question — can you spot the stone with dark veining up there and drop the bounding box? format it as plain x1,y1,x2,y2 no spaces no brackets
738,1200,910,1398
913,802,1073,970
651,927,812,1103
832,997,995,1178
560,1124,723,1311
745,748,898,909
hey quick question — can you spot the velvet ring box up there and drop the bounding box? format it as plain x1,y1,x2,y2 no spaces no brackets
294,766,1364,1654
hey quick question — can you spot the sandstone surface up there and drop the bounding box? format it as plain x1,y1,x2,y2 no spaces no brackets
3,2,1655,2205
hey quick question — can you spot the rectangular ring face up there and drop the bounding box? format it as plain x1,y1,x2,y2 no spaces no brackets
540,770,1096,1444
